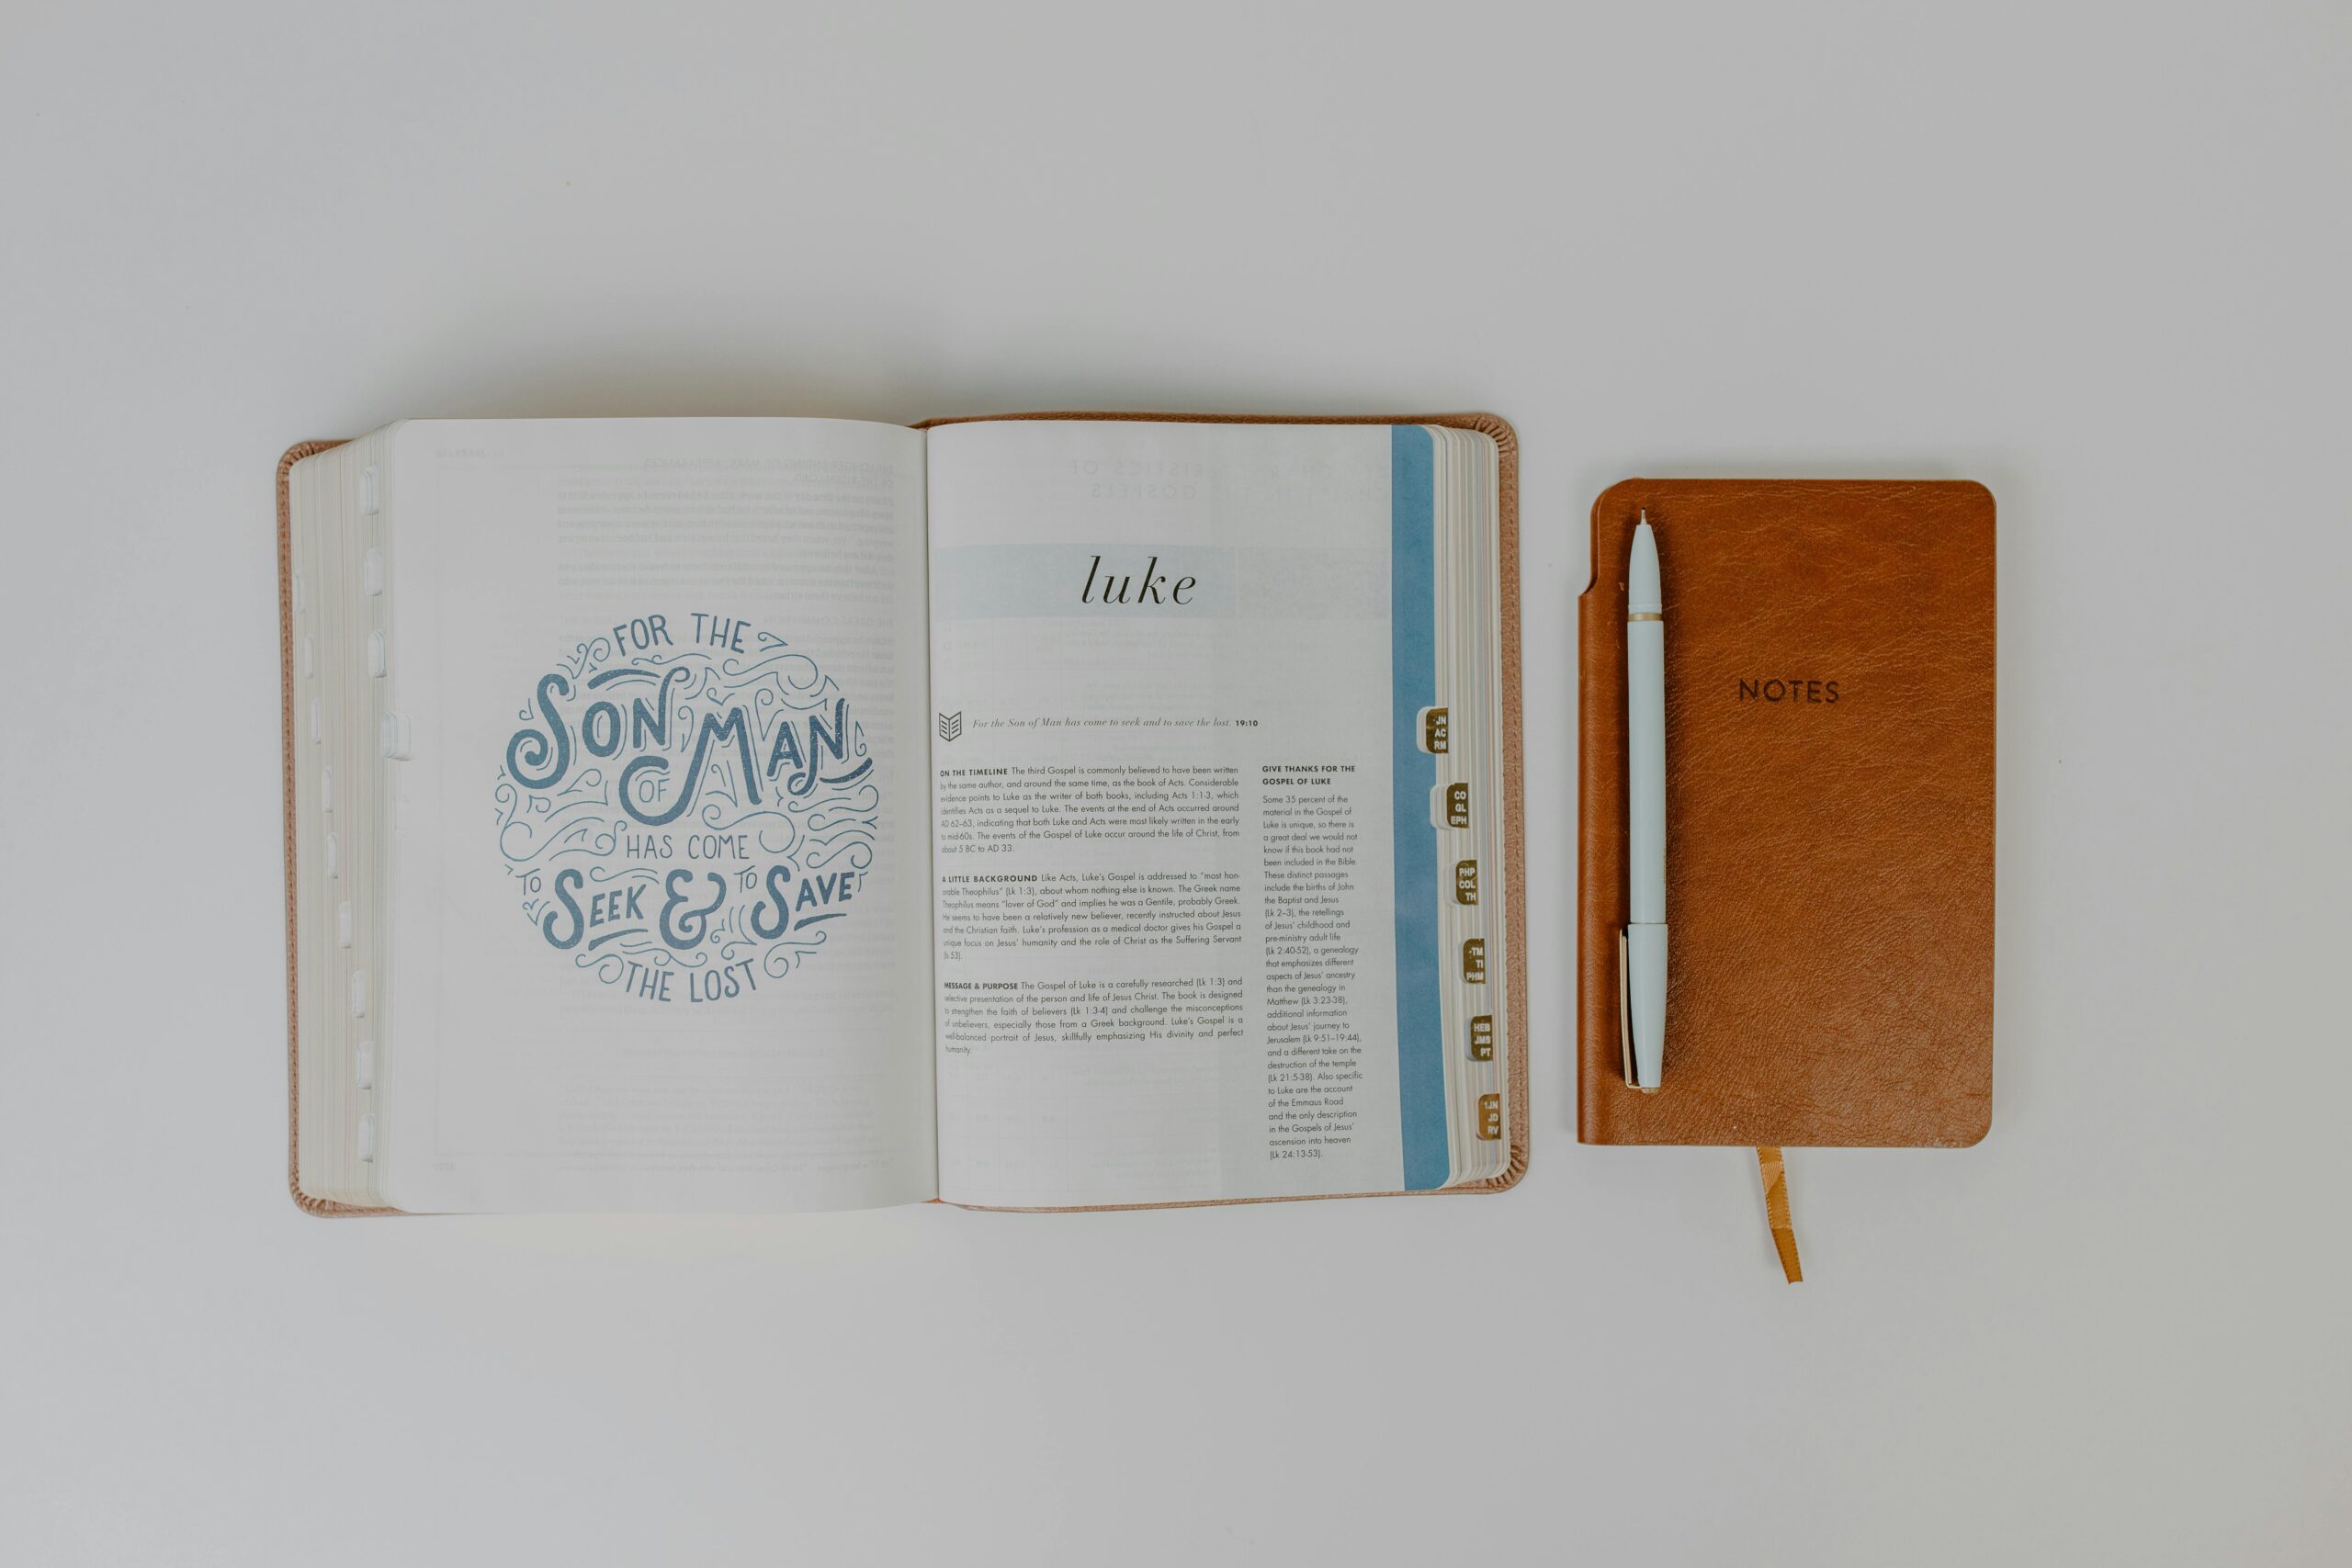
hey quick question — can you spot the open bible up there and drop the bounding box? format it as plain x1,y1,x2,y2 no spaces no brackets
279,413,1524,1213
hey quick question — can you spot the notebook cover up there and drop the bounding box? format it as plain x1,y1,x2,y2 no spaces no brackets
282,414,1526,1212
1577,479,1994,1146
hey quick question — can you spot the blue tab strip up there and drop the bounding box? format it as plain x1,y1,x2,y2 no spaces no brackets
1390,426,1448,1191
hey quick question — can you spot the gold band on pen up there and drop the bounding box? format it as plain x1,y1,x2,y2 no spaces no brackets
1627,611,1662,622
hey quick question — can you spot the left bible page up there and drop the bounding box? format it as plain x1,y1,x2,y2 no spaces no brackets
372,419,935,1212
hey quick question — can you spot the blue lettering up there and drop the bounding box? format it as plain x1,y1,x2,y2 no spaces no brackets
506,672,574,789
582,701,622,758
541,868,585,949
659,869,727,949
750,864,795,940
621,705,762,827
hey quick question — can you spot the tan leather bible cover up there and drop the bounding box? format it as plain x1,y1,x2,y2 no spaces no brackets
1577,479,1995,1147
282,413,1526,1212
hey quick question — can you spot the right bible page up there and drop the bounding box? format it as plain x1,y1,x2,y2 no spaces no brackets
925,419,1506,1208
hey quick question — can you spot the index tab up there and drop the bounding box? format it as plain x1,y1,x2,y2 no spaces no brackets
1454,860,1478,905
1477,1093,1502,1141
1445,782,1469,829
1461,938,1487,982
1419,706,1450,754
1469,1015,1494,1062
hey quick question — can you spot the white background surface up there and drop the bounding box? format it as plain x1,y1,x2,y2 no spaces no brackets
3,3,2346,1562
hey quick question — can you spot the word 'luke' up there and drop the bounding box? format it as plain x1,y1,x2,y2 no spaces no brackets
1081,553,1196,606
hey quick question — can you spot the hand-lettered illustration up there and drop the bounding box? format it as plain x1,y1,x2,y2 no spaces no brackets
494,613,876,1005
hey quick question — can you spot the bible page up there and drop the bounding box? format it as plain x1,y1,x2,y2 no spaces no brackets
376,418,935,1212
926,420,1455,1207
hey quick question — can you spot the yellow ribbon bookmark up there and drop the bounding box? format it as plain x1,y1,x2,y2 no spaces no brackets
1756,1147,1803,1283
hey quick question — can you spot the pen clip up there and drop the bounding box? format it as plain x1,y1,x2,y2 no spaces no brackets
1617,926,1635,1087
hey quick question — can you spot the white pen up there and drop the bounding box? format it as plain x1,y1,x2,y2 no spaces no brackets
1626,515,1668,1089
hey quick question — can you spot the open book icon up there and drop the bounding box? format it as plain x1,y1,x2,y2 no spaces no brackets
936,710,962,742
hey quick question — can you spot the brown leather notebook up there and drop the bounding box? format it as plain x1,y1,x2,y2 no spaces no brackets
1577,479,1995,1147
